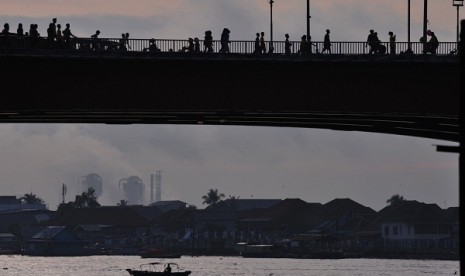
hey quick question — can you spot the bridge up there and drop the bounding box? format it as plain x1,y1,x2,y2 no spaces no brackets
0,19,464,272
0,36,460,142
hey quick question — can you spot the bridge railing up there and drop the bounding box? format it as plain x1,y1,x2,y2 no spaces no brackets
0,35,459,56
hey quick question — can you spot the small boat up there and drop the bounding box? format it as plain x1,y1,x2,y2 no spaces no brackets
126,262,191,276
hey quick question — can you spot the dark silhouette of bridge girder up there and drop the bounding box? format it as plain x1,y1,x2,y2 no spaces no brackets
0,53,459,142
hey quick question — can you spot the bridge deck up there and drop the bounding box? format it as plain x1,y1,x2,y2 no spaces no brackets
0,49,460,142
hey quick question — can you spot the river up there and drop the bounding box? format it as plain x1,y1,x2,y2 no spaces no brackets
0,255,460,276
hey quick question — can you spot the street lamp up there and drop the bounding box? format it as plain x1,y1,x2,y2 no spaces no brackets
269,0,274,53
407,0,412,52
453,0,464,43
423,0,428,53
307,0,311,40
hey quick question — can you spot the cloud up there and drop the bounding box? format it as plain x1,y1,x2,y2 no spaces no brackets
2,123,457,211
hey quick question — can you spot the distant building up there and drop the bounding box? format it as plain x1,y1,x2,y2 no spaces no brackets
26,226,89,256
0,209,55,240
206,199,281,211
149,200,189,212
0,196,46,212
378,200,457,253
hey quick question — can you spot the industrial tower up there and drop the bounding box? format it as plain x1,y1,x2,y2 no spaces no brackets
150,171,162,204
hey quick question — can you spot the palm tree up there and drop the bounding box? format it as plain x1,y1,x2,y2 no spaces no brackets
201,189,225,206
386,194,405,206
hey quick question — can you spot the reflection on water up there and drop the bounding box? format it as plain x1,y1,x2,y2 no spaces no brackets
0,255,460,276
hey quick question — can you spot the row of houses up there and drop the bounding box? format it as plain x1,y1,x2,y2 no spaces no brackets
0,196,459,259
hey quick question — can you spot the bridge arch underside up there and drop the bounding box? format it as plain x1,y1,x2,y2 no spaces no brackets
0,55,459,142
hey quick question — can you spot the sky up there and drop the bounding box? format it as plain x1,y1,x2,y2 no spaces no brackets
0,0,461,211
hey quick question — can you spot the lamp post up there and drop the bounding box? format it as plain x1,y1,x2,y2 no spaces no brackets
407,0,411,51
307,0,311,40
453,0,464,43
269,0,274,53
423,0,428,53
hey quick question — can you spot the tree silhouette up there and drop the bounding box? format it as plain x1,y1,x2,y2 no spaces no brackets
20,193,44,204
386,194,405,206
117,199,130,206
202,189,225,206
74,187,101,208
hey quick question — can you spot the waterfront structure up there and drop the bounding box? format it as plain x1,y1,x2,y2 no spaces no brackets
378,200,458,253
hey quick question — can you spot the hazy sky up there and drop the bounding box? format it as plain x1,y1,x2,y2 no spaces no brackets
0,0,460,211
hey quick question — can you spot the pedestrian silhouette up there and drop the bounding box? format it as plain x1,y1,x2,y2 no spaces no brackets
259,32,265,53
29,24,40,48
373,32,381,53
284,34,292,55
426,31,439,54
321,29,331,54
204,30,213,53
17,23,24,37
307,35,315,54
366,29,376,54
388,31,396,55
63,23,77,49
254,33,260,53
1,23,10,35
16,23,24,47
143,38,161,52
299,35,307,54
47,23,55,47
50,18,57,39
91,30,101,50
187,37,194,52
194,37,200,52
219,28,230,53
0,23,10,48
56,24,62,48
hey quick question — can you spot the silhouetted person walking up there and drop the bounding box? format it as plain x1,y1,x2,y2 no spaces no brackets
366,29,376,54
17,23,24,47
299,35,307,54
50,18,57,40
219,28,230,53
260,32,266,53
47,23,55,47
284,33,292,55
204,30,213,52
388,31,396,55
321,29,331,54
307,35,314,54
194,37,200,52
187,37,194,52
56,24,62,48
17,23,24,37
254,33,260,53
119,33,131,51
91,30,101,50
29,24,40,48
63,23,76,49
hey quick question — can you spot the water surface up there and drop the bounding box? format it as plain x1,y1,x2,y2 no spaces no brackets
0,255,460,276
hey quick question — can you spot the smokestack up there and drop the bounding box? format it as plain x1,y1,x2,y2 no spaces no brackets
150,174,154,204
155,171,161,202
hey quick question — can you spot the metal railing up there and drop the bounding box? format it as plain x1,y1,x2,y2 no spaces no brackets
0,35,459,56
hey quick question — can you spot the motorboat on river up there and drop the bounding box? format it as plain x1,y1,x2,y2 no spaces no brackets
126,262,191,276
